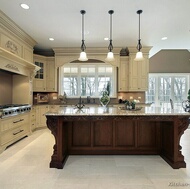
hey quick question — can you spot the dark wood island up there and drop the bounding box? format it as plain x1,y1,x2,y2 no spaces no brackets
46,106,189,169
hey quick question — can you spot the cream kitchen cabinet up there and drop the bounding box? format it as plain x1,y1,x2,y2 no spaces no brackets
30,106,36,131
35,105,49,129
46,58,57,91
33,55,57,92
118,57,129,91
128,56,149,91
0,113,30,153
33,56,46,91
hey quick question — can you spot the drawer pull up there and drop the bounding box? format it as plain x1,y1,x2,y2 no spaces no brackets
13,119,24,124
13,129,24,135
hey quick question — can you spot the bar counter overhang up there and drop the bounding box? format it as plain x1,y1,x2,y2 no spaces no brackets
45,106,190,169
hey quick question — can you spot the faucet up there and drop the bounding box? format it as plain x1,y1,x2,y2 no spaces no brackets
75,96,85,110
87,96,91,103
170,99,174,109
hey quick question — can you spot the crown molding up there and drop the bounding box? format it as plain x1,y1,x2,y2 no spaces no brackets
53,47,122,55
128,46,152,54
0,10,37,47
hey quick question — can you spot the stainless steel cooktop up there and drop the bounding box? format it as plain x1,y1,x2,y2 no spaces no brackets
0,104,31,118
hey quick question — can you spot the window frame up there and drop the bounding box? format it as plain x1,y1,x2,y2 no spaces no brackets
59,63,117,98
146,73,190,108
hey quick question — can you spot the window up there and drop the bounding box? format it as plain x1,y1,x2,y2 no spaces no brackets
59,63,116,97
146,74,189,108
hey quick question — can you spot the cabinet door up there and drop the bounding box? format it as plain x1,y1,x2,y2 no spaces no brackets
30,107,36,131
139,58,149,90
46,61,57,92
118,57,129,92
129,57,149,91
35,106,40,128
40,105,48,127
33,61,46,92
129,59,139,90
35,105,49,128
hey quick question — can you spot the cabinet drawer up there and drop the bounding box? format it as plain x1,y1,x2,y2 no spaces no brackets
1,124,28,145
31,120,36,131
1,115,28,132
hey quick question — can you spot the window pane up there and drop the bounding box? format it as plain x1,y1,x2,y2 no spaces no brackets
63,77,78,96
81,68,88,73
64,68,70,73
174,77,186,102
98,67,105,73
81,77,95,96
106,67,112,73
71,67,78,73
89,68,95,73
146,77,156,103
98,77,111,94
159,77,171,101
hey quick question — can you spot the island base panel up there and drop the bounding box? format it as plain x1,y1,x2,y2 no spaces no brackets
46,116,189,169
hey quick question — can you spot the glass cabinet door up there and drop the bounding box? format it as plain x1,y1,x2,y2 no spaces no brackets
34,62,44,79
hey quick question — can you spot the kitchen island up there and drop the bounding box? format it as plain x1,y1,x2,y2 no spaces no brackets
45,106,189,169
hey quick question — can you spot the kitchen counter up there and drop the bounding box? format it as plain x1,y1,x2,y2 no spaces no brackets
46,105,188,116
46,106,190,169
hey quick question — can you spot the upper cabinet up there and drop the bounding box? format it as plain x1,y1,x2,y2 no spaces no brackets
128,56,149,91
118,57,129,91
33,54,57,92
0,11,38,77
118,47,151,92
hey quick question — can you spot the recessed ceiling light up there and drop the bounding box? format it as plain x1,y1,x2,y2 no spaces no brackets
20,3,30,10
161,37,167,40
49,38,54,41
104,37,109,41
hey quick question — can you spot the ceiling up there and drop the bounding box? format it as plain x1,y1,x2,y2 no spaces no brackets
1,0,190,57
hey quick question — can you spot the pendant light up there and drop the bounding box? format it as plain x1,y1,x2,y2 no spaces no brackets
78,10,88,61
134,10,144,61
105,10,115,62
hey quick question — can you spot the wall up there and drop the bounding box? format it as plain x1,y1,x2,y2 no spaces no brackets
149,50,190,73
0,70,12,105
117,92,145,103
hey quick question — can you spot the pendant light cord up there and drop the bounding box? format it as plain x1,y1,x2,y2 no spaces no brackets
138,12,140,41
110,12,112,41
136,10,143,52
80,10,86,51
82,12,84,41
108,10,114,52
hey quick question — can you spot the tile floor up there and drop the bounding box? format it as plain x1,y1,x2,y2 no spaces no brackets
0,128,190,189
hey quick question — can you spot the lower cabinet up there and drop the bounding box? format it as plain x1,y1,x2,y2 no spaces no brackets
35,105,49,129
0,113,30,153
0,105,50,154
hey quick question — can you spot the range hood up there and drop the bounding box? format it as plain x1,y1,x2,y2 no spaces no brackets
0,47,40,77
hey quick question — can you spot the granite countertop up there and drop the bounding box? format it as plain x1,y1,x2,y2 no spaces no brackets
45,105,190,116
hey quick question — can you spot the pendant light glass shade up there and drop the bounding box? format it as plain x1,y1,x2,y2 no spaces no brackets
78,10,88,61
134,51,144,61
134,10,144,61
105,10,115,62
78,51,88,61
106,52,114,61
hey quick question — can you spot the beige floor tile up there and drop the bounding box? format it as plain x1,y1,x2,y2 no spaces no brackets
0,128,190,189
